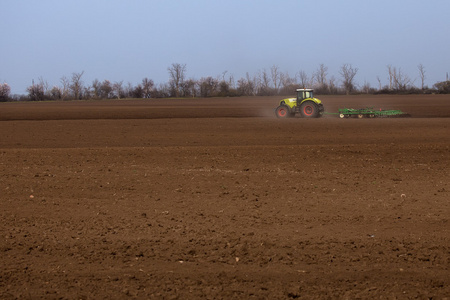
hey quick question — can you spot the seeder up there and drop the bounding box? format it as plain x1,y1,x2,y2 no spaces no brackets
337,107,409,118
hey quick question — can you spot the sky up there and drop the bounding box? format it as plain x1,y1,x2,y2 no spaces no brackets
1,0,449,95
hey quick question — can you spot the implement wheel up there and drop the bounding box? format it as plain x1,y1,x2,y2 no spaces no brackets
300,101,319,118
275,105,291,118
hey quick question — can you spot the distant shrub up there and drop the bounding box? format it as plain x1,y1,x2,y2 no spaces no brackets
0,83,11,102
27,82,45,101
433,81,450,94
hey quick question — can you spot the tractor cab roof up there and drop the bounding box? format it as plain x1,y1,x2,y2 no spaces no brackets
296,88,314,92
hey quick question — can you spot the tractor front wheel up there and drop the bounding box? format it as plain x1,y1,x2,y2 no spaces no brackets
300,101,319,118
275,105,291,118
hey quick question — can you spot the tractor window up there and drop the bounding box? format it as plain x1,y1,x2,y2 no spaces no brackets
297,91,313,100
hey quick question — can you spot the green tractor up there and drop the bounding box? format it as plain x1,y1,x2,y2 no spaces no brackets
275,88,324,118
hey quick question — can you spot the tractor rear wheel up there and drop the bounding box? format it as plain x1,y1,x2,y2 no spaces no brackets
300,101,319,118
275,105,291,118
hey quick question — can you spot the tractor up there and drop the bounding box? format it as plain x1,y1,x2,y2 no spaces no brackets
275,88,324,118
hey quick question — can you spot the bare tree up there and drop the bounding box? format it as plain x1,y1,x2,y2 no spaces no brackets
389,66,412,91
253,71,262,94
100,80,113,98
298,70,309,88
0,83,11,102
38,76,50,98
141,78,154,98
339,64,358,95
228,74,235,90
270,65,281,91
199,77,219,97
182,78,198,97
387,65,394,90
418,63,426,90
261,69,270,90
131,84,144,98
123,82,134,98
395,69,412,91
313,64,328,92
328,76,338,94
279,71,297,95
280,71,296,87
361,80,371,94
27,80,45,101
376,76,382,90
168,63,186,97
70,71,84,100
217,71,232,97
49,86,62,99
112,81,124,99
60,76,70,100
83,85,92,100
257,68,272,95
218,80,230,97
220,71,228,82
237,73,255,96
247,72,256,95
154,83,170,98
91,79,101,99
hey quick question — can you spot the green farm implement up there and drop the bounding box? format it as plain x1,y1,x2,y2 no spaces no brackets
337,107,409,118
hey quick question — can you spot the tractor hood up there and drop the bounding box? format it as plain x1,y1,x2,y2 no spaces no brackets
282,98,297,104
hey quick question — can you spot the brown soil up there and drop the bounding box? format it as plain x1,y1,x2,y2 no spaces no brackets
1,95,449,299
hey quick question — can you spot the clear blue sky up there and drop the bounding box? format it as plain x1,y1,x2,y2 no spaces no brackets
1,0,449,94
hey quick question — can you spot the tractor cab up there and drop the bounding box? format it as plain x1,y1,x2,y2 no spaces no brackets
297,89,314,101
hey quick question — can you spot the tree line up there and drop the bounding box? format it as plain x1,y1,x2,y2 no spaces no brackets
1,63,449,102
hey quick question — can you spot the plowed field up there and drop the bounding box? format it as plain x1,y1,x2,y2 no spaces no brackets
1,95,449,299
